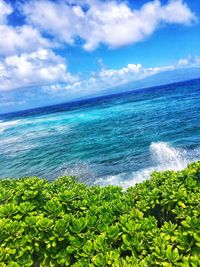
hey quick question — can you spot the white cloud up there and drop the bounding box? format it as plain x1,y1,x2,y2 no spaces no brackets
178,58,190,66
0,24,52,57
0,0,52,56
42,63,156,95
0,0,75,91
23,0,196,51
0,0,197,56
43,55,200,95
0,0,12,23
0,49,76,91
177,55,200,67
0,0,198,95
159,0,195,24
42,63,145,95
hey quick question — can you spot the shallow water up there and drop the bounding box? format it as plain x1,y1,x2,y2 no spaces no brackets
0,79,200,187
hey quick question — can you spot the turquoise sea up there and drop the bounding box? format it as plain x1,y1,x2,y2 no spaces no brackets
0,79,200,187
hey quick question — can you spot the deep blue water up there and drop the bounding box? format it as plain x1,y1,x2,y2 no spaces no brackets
0,79,200,187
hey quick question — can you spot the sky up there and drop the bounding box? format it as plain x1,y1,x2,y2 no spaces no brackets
0,0,200,113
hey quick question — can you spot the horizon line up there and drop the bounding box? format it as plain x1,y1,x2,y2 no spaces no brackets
1,77,200,117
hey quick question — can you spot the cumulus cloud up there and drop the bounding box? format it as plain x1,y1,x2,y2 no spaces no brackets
0,0,51,56
0,0,12,23
42,63,145,95
0,49,76,91
0,25,52,57
177,55,200,67
43,55,200,95
0,0,76,91
0,0,198,94
0,0,197,56
23,0,196,51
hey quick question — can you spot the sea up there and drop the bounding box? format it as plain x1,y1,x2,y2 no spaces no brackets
0,79,200,188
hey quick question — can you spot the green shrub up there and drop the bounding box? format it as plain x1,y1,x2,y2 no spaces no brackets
0,162,200,266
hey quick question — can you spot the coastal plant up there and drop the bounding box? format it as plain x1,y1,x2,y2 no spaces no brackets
0,162,200,266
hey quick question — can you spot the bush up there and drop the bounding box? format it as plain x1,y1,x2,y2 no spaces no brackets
0,162,200,266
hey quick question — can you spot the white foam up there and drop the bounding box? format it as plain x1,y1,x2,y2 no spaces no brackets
150,142,188,170
0,119,21,130
94,142,200,188
0,139,38,155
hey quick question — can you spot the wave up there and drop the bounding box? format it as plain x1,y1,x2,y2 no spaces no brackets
0,141,38,155
0,119,21,131
94,142,200,188
149,142,188,170
21,124,72,139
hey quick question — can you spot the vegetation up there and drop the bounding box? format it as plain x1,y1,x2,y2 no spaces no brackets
0,162,200,266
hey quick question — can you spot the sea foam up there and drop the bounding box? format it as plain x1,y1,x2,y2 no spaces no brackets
94,142,200,188
0,120,21,131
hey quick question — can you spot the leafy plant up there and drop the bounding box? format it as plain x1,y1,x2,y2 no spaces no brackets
0,162,200,266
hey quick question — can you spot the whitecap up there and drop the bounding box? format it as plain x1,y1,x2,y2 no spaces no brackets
94,142,200,188
149,142,188,170
0,119,21,130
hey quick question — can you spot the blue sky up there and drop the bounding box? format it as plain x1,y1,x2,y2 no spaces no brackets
0,0,200,113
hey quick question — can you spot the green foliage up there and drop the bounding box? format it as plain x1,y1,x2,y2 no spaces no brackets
0,162,200,266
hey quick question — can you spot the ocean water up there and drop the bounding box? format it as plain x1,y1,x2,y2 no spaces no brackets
0,79,200,187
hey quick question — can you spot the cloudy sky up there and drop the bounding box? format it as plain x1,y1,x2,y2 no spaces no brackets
0,0,200,113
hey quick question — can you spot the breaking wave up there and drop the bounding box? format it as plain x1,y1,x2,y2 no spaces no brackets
0,120,21,132
94,142,200,188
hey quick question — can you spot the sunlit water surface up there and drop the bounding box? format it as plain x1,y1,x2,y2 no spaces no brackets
0,79,200,187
